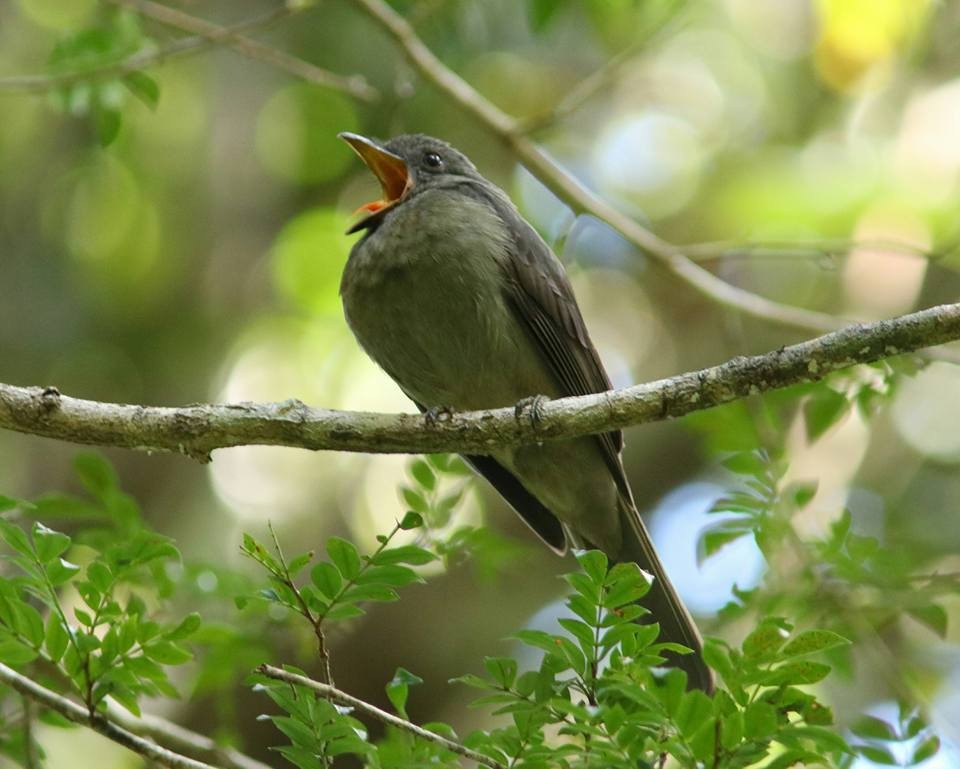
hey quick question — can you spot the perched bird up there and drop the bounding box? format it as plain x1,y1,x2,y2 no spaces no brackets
338,132,712,692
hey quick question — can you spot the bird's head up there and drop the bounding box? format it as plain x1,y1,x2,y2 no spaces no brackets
339,132,479,233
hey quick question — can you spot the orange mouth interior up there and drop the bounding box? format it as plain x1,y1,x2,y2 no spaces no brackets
339,133,411,222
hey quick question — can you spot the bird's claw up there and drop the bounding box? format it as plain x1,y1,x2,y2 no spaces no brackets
423,405,455,426
514,395,549,429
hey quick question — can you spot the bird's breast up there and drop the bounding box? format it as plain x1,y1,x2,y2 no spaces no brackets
340,189,551,409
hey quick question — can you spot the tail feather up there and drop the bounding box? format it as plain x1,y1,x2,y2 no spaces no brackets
615,494,714,694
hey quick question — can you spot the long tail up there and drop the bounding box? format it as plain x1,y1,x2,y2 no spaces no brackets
615,494,714,693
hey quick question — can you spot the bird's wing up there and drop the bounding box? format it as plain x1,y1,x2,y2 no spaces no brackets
467,183,630,499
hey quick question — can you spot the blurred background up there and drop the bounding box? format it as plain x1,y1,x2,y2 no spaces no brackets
2,0,960,766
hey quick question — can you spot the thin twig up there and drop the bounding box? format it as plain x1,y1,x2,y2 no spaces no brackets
22,696,39,769
108,0,378,101
1,302,958,459
267,522,333,686
0,1,377,102
0,662,220,769
515,0,686,136
257,664,506,769
514,41,649,135
0,6,292,94
348,0,847,333
105,705,273,769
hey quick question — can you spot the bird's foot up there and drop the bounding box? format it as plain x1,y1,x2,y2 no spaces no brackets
514,394,550,429
423,405,455,426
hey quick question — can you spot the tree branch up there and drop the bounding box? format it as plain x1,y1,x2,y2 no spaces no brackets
257,664,506,769
0,662,222,769
106,705,273,769
1,303,957,460
348,0,846,333
0,1,377,102
109,0,379,101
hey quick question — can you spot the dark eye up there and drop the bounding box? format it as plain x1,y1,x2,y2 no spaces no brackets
424,152,443,169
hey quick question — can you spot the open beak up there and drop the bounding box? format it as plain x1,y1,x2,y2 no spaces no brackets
339,132,412,234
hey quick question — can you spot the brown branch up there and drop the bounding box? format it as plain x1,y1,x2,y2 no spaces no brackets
348,0,848,333
108,0,378,101
0,1,377,102
257,664,506,769
1,303,957,460
0,662,222,769
106,705,273,769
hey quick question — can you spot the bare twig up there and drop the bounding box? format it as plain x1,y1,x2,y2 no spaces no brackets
0,1,377,102
0,6,292,94
514,41,650,135
108,0,378,101
1,302,958,459
22,696,38,769
257,664,506,769
348,0,847,333
515,0,686,135
0,662,221,769
106,705,273,769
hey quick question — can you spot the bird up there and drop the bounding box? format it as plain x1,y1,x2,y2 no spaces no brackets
337,132,712,692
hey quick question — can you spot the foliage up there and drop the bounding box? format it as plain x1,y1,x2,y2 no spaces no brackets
252,546,853,768
47,8,158,146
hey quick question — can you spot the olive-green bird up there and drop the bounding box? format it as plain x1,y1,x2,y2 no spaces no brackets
338,132,712,692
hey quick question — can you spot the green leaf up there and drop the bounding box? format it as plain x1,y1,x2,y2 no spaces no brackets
74,453,118,498
47,558,81,586
94,105,122,147
32,522,71,563
398,511,423,530
702,638,734,680
575,550,608,585
311,562,343,599
241,533,282,575
286,552,314,576
401,487,427,513
786,481,818,509
386,666,422,716
698,526,749,564
0,636,39,665
744,701,777,739
45,614,69,663
913,735,941,763
529,0,567,31
721,451,767,476
908,604,948,638
356,564,420,587
851,715,897,741
782,725,850,754
340,583,398,603
165,612,202,641
856,745,896,764
742,619,789,659
143,640,193,665
122,71,159,110
0,520,34,557
85,561,113,593
483,657,517,688
410,459,437,491
780,629,850,658
376,545,436,565
764,660,832,686
323,603,364,621
326,537,362,580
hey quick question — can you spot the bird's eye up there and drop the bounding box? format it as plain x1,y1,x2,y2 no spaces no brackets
424,152,443,168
